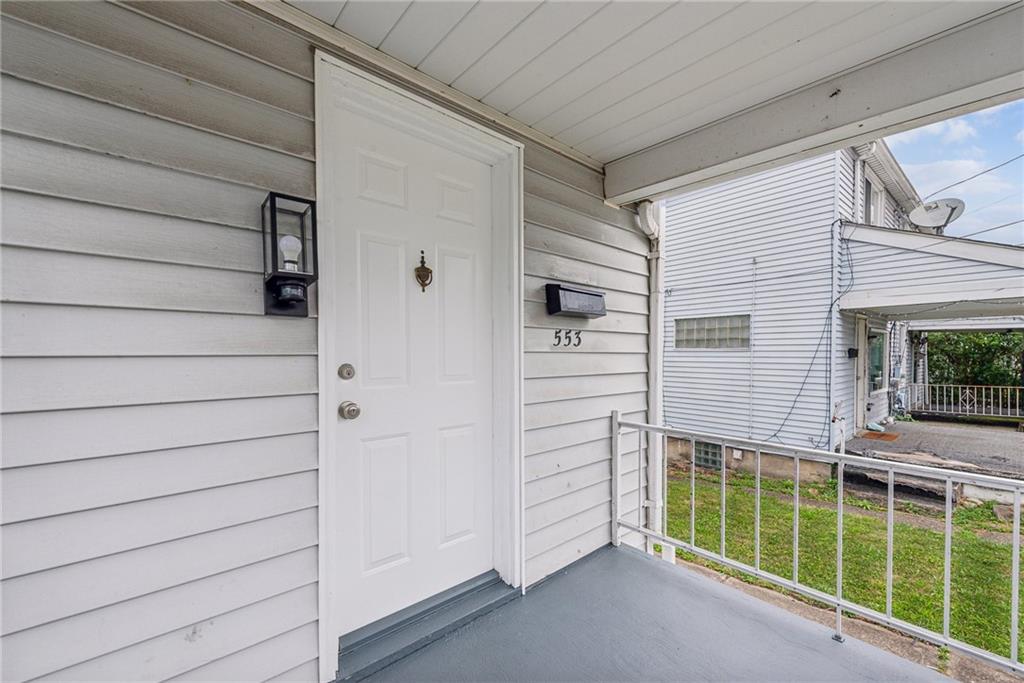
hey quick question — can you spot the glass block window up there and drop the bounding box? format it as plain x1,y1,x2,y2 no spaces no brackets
675,315,750,349
694,441,722,469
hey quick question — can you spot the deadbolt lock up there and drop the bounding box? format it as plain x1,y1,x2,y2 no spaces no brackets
338,363,356,380
338,401,361,420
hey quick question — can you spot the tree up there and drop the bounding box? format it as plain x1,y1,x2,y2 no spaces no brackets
926,331,1024,386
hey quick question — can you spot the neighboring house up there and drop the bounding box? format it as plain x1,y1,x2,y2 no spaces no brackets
663,141,1024,451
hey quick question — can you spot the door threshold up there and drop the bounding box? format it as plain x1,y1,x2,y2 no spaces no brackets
336,570,518,681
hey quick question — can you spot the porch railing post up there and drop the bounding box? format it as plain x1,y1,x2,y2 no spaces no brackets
662,433,674,562
720,440,726,558
793,457,800,584
1012,488,1021,663
834,462,845,642
611,410,621,547
943,478,953,640
754,447,761,572
886,469,894,618
689,437,696,548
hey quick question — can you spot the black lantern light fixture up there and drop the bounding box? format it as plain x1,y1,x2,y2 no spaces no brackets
262,192,317,317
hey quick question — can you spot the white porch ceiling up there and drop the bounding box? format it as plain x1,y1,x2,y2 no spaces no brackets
285,0,1012,166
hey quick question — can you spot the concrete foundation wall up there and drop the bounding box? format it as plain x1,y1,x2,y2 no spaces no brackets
667,437,831,482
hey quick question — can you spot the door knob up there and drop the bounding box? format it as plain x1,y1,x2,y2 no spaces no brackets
339,401,361,420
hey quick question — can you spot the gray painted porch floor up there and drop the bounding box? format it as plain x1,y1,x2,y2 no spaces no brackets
367,545,944,682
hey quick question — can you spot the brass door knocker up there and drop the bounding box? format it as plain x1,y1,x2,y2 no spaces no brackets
415,250,433,292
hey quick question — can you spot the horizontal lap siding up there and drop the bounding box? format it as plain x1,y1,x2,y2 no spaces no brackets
1,2,650,678
832,149,858,428
521,169,649,585
841,240,1024,291
0,2,319,680
663,154,837,447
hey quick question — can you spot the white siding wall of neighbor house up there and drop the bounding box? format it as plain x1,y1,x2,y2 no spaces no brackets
839,238,1024,293
0,2,647,679
663,153,836,448
832,148,910,430
663,145,919,450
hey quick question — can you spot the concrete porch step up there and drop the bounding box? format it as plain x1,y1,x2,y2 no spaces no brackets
337,570,518,681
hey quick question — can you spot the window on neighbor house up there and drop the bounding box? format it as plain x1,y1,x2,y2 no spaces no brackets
863,175,884,225
675,315,750,349
868,329,887,392
863,177,873,223
694,441,722,469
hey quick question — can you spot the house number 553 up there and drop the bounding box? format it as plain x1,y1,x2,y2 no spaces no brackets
553,329,582,347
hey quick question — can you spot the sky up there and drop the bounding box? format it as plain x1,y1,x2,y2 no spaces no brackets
884,99,1024,246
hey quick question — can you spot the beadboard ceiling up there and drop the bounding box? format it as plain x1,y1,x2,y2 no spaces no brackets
286,1,1011,164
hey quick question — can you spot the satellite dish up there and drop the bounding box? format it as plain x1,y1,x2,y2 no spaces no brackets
910,198,965,229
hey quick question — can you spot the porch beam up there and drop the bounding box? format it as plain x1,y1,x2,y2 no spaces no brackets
604,5,1024,205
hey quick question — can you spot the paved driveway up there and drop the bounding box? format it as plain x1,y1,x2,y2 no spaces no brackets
846,420,1024,479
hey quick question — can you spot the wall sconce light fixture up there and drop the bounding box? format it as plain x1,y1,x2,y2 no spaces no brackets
262,192,317,317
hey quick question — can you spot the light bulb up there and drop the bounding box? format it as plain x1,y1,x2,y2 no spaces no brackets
278,234,303,272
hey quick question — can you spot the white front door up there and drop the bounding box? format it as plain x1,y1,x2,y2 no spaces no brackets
320,67,499,636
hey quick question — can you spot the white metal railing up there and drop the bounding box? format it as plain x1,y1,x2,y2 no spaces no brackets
610,411,1024,674
908,383,1023,418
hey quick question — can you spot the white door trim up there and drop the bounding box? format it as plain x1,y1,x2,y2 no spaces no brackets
314,51,524,683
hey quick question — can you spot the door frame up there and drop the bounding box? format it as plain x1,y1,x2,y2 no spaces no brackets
854,315,867,429
314,51,524,682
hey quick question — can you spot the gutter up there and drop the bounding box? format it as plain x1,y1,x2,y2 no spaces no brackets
636,200,666,556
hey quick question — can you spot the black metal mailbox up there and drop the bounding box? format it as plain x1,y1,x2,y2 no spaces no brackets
545,283,607,318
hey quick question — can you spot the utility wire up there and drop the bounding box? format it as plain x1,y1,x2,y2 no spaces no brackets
961,192,1019,217
950,218,1024,240
922,153,1024,200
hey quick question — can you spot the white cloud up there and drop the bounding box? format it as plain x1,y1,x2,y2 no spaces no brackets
942,119,977,143
902,159,1014,198
887,119,976,146
1017,129,1024,144
962,145,986,159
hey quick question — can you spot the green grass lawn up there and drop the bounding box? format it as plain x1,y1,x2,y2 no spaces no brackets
665,471,1021,660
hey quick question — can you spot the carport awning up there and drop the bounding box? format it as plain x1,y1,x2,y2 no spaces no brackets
839,223,1024,321
839,277,1024,320
838,224,1024,321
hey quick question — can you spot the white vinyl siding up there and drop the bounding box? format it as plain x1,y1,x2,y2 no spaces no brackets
663,153,837,448
839,239,1024,292
832,148,868,430
522,158,649,584
0,2,319,680
0,2,649,677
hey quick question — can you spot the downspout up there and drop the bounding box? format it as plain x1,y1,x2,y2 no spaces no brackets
636,200,665,557
853,142,876,224
845,144,875,441
828,153,840,450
